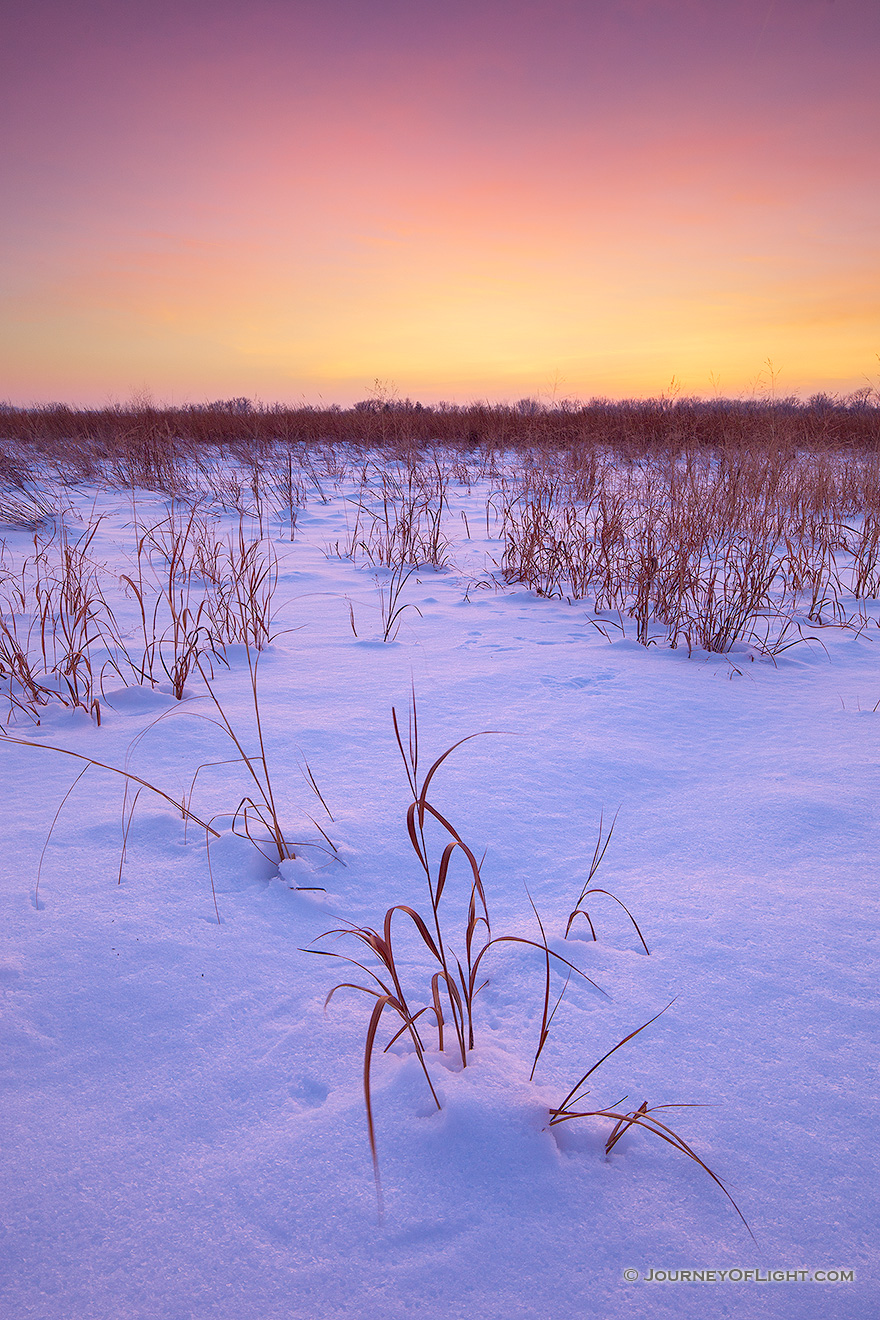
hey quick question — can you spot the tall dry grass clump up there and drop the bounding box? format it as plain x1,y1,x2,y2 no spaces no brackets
309,702,598,1208
330,458,450,567
308,702,746,1232
498,440,880,652
0,516,108,722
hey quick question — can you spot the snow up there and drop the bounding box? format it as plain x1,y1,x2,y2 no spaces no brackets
0,460,876,1319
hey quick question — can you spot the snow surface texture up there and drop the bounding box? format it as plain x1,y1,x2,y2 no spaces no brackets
1,467,877,1320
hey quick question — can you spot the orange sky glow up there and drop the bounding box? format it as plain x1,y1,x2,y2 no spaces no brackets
2,0,878,405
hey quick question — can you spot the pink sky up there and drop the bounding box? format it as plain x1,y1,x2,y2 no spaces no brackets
2,0,878,405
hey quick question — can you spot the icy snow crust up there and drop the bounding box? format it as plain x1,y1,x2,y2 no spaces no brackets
0,461,877,1320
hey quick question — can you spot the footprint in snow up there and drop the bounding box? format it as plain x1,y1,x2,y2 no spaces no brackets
289,1075,329,1108
540,672,613,691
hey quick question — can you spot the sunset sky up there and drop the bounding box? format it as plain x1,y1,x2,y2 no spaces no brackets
2,0,878,405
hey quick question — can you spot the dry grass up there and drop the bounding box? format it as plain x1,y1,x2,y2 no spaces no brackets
0,489,286,723
565,810,650,953
549,1006,754,1239
194,648,312,864
0,518,106,722
375,563,422,642
329,459,450,568
0,725,224,919
2,403,875,1234
306,704,750,1234
4,639,340,916
5,395,880,660
202,522,279,651
2,394,878,462
498,446,880,652
309,701,607,1214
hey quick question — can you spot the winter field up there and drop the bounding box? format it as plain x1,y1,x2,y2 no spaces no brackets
1,414,878,1319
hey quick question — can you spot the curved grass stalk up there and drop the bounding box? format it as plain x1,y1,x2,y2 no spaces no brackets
565,809,650,953
554,1098,753,1240
0,730,220,838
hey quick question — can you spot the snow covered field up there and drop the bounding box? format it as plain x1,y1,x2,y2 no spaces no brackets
1,453,877,1319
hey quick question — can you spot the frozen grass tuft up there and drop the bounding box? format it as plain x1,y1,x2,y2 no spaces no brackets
303,701,748,1232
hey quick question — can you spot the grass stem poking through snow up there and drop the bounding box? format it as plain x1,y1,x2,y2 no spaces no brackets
375,563,423,642
195,648,296,863
310,699,603,1213
192,646,339,866
549,1003,754,1239
565,809,650,953
3,731,223,921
